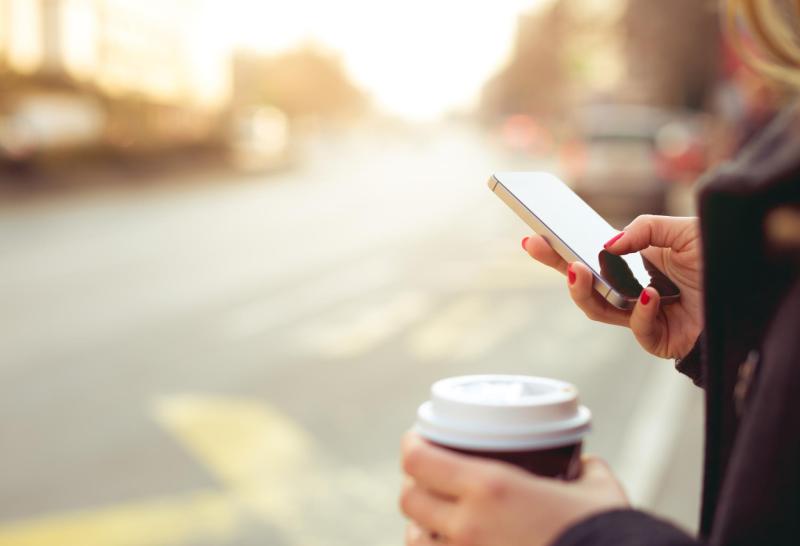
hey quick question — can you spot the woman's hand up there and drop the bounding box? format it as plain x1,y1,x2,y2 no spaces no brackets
400,432,628,546
523,215,703,359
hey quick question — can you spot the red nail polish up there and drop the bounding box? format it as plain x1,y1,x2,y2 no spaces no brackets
640,290,650,305
603,232,624,249
521,236,529,251
568,264,576,285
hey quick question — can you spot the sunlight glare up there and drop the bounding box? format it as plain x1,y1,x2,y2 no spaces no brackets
216,0,548,120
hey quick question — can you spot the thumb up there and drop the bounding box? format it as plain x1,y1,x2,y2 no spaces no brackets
578,454,630,504
578,455,615,483
604,215,696,255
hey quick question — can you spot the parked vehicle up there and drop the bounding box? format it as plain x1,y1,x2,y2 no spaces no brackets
559,104,705,222
654,115,711,185
0,93,105,166
227,106,291,172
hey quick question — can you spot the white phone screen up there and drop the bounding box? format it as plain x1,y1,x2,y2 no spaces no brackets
494,172,679,299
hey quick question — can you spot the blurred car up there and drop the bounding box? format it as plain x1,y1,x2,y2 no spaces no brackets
0,93,105,167
499,114,555,157
654,115,711,185
227,106,290,172
559,104,683,222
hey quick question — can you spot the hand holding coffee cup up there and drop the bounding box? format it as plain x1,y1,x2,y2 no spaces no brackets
415,375,591,479
400,375,628,546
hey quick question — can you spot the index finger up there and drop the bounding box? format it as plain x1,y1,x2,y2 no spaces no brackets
524,234,569,275
604,215,697,255
401,431,487,498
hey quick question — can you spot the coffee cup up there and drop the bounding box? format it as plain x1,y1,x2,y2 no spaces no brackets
415,375,591,480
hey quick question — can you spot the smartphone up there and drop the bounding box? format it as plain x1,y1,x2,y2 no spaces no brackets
488,172,680,309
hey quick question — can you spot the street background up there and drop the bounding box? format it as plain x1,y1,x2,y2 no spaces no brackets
0,1,789,545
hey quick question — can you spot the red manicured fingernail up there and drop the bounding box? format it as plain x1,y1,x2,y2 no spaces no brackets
567,263,576,285
640,290,651,305
603,232,624,249
521,236,529,251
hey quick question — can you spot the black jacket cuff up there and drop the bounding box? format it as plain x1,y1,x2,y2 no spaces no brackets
550,509,697,546
675,334,705,388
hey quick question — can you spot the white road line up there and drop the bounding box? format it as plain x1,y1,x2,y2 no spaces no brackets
297,291,433,359
219,255,401,339
614,360,695,507
407,294,531,362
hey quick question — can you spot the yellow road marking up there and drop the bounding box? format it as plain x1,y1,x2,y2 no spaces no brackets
153,394,314,528
0,395,317,546
153,394,312,488
153,394,359,545
0,490,237,546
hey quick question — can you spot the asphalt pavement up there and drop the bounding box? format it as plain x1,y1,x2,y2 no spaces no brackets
0,124,703,546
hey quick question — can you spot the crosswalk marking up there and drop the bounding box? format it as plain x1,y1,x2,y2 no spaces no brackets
298,291,432,359
408,295,490,359
220,255,401,339
407,294,531,361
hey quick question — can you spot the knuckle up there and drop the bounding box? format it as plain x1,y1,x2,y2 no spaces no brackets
625,214,650,233
568,287,587,307
398,486,418,517
405,523,423,545
400,430,416,456
475,472,509,502
451,520,482,546
401,443,423,476
581,305,600,321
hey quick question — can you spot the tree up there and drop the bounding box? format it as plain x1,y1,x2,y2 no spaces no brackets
480,2,573,121
232,46,368,121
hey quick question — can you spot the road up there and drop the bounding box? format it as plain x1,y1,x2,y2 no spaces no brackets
0,124,703,546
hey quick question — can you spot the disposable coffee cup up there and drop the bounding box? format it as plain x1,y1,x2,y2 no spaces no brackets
415,375,591,480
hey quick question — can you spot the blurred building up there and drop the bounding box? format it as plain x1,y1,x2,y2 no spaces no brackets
481,0,721,122
480,2,573,124
621,0,720,109
0,0,231,161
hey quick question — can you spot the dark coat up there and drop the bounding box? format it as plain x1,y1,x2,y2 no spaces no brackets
554,104,800,546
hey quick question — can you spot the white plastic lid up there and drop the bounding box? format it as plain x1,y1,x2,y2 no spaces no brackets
415,375,591,451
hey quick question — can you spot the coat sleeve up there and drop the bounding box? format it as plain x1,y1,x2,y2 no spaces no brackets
550,509,699,546
675,334,705,388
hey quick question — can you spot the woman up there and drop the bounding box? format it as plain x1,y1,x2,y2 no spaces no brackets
399,1,800,544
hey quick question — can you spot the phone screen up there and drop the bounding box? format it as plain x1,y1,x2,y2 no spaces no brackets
494,172,680,300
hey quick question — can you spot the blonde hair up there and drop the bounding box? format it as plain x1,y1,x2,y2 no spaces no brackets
726,0,800,86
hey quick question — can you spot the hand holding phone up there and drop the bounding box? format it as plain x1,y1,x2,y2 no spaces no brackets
489,172,705,360
489,172,680,309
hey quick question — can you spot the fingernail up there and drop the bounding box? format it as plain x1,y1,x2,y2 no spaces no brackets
567,263,576,285
521,236,529,251
603,232,624,249
640,289,651,305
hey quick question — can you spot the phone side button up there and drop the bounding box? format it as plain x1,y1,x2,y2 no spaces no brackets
592,277,612,300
